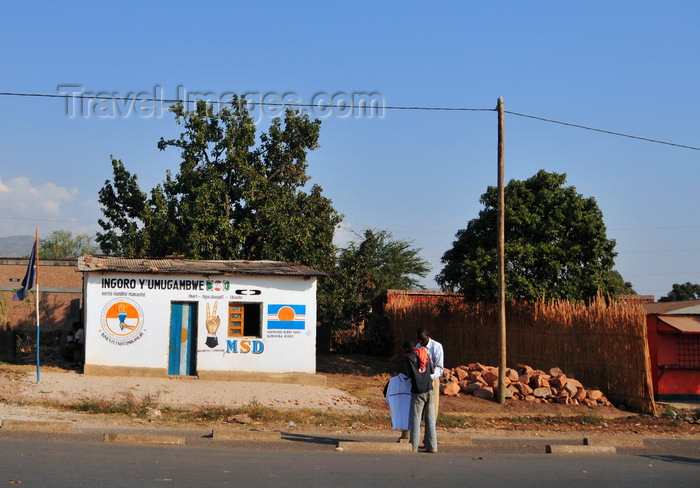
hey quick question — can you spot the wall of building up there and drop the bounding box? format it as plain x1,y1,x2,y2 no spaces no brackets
83,272,317,376
656,367,700,401
646,315,700,401
0,258,81,334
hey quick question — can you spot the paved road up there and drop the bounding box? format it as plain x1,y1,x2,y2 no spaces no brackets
1,437,698,488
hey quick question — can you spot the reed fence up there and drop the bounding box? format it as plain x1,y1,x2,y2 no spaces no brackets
385,294,656,414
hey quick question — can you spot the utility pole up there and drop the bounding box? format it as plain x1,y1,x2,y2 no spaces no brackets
496,97,507,404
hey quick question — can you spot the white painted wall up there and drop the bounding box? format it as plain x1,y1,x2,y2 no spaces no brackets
83,272,318,374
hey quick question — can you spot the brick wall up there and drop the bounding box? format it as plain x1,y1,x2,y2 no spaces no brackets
0,258,82,335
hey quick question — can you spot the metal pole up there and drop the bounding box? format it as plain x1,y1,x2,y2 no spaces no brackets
35,228,40,383
496,98,506,404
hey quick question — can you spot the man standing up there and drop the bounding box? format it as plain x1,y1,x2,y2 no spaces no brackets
403,341,437,452
417,327,444,415
398,327,444,442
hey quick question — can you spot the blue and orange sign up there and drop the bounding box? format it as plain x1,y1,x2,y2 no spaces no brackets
267,304,306,330
100,298,145,345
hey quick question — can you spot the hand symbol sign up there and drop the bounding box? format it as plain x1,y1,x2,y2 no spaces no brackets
205,302,220,348
206,302,221,334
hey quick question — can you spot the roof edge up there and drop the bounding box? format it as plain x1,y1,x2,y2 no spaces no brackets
77,255,326,278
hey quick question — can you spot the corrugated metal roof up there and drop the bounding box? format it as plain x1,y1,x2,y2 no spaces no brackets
666,305,700,315
77,255,325,278
658,315,700,333
643,299,700,315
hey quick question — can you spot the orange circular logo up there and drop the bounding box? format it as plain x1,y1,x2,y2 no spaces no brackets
101,298,145,344
277,306,296,321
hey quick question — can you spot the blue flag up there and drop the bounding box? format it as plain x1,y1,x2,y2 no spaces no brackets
13,240,37,301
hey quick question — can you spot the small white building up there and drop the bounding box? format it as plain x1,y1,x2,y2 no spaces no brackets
78,256,324,383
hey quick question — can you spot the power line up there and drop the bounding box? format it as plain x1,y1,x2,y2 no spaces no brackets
618,248,700,254
0,216,99,225
610,225,700,231
0,91,493,112
4,212,696,236
505,110,700,151
625,271,700,277
0,91,698,150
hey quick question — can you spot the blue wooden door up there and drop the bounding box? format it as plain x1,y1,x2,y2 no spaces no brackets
169,302,198,376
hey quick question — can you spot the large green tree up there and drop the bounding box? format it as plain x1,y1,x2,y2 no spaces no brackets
96,159,147,257
607,270,636,296
97,99,341,276
437,170,619,302
40,230,98,259
658,282,700,302
321,229,430,326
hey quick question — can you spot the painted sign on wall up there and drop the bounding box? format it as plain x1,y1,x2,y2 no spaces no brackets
267,304,306,330
226,339,264,354
100,298,145,345
84,272,318,374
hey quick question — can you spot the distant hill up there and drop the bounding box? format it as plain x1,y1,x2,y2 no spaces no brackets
0,235,34,257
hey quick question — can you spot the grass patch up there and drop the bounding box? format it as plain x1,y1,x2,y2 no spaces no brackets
437,414,479,428
495,412,607,427
546,414,574,425
578,412,605,425
72,390,160,418
659,404,677,419
60,395,391,430
181,401,388,429
512,415,534,424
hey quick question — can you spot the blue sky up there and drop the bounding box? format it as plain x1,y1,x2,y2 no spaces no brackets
1,1,698,298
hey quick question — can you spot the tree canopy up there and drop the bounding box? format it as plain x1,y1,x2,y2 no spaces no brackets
658,282,700,302
97,100,433,329
607,270,636,296
40,230,97,259
321,229,430,326
437,170,620,302
97,99,341,275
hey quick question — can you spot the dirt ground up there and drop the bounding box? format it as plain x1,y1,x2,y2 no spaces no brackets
316,354,700,435
319,353,626,415
0,351,698,436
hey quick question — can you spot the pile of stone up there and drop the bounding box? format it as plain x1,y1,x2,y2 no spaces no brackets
440,363,612,407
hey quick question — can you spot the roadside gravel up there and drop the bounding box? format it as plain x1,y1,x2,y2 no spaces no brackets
1,369,366,420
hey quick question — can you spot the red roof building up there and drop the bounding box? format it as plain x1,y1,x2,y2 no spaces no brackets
644,300,700,402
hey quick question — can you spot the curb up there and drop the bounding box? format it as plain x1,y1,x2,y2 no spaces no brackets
212,430,281,441
546,445,616,454
103,433,185,445
336,441,414,453
584,436,646,448
1,419,74,432
439,437,474,446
